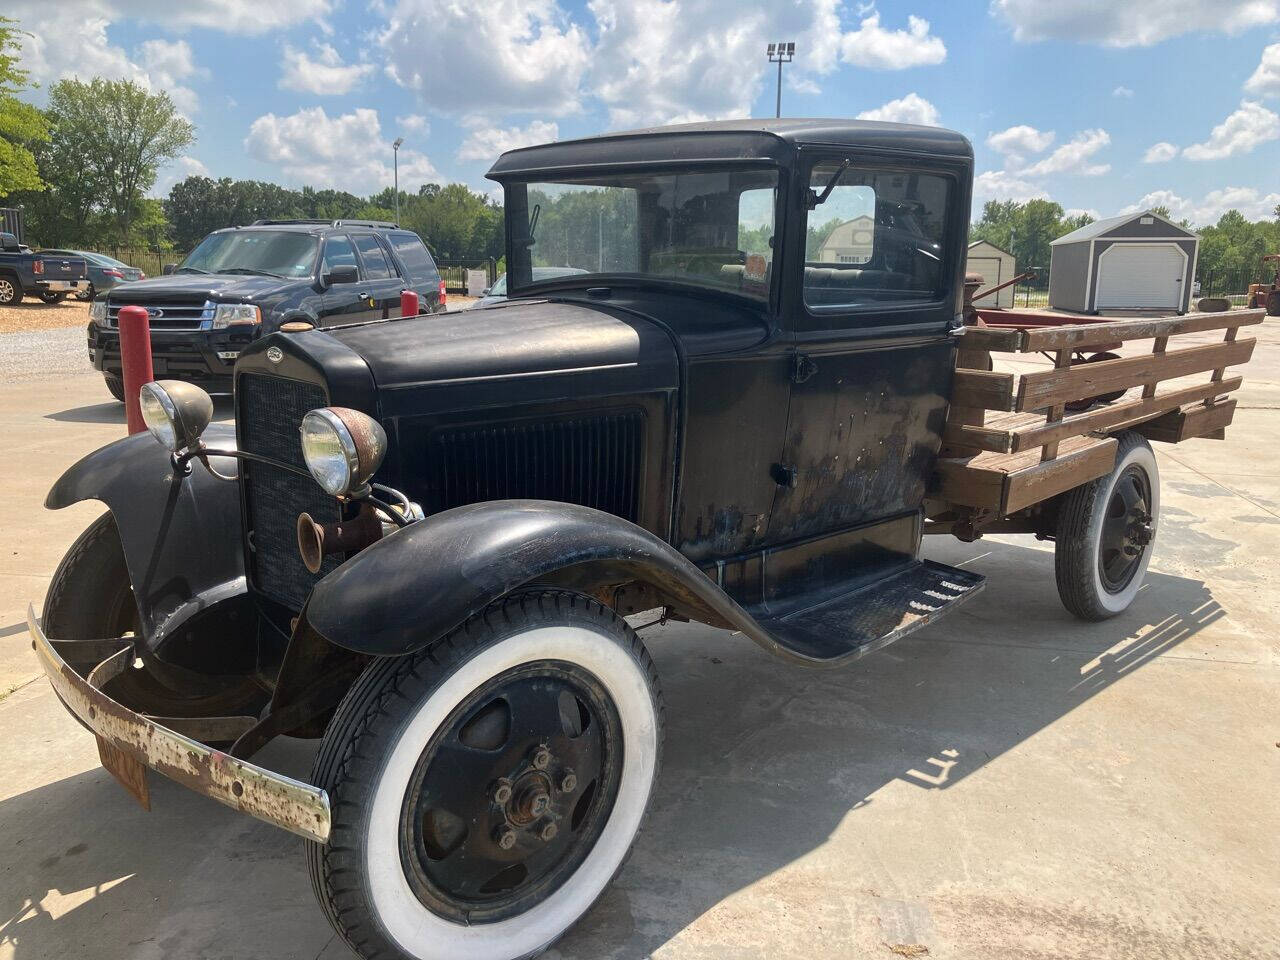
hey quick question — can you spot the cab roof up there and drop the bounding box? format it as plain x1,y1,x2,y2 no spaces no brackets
486,118,973,180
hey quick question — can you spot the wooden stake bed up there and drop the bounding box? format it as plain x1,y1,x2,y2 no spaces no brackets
930,308,1263,517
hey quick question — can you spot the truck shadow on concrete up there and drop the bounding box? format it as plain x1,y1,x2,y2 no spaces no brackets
0,539,1225,959
43,396,234,426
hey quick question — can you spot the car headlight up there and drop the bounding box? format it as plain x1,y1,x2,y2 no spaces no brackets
210,303,261,329
89,299,107,324
139,380,214,452
300,407,387,498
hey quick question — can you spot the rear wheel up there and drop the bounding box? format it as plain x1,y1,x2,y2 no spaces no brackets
43,513,265,716
0,275,21,304
38,291,67,305
307,590,663,960
1054,431,1159,620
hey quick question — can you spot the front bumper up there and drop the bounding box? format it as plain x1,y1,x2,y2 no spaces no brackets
27,604,331,843
88,323,255,387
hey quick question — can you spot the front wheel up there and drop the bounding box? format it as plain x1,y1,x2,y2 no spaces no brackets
1054,431,1160,620
307,591,664,960
104,373,126,402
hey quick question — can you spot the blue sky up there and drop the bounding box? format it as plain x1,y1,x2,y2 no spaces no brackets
9,0,1280,224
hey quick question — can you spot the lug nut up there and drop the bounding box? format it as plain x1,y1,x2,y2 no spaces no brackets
492,779,513,804
539,822,558,842
496,827,517,850
532,746,551,769
559,772,577,793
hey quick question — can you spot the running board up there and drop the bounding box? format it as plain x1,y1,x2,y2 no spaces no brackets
749,560,985,665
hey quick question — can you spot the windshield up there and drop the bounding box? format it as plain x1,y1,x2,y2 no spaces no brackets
506,167,779,301
180,230,319,278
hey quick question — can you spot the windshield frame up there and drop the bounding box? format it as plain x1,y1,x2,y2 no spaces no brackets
501,160,786,310
178,229,322,280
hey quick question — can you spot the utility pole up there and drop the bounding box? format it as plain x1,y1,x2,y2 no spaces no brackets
393,137,404,223
767,42,795,118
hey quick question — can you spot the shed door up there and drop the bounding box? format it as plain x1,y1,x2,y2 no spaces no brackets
1095,243,1184,310
968,255,1006,306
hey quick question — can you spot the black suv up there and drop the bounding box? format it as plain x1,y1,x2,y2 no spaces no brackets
88,219,445,400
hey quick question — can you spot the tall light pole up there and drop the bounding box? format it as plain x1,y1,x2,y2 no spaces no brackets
767,41,795,119
392,137,404,223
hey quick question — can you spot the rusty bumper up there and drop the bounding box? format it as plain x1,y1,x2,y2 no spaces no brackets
26,604,331,843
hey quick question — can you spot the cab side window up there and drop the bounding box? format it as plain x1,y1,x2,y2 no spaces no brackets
322,235,359,277
803,164,951,312
353,235,394,280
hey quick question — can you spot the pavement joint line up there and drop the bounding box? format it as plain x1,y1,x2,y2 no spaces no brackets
906,631,1274,667
1156,449,1280,520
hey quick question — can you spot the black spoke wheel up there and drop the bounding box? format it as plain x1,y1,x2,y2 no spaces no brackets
400,662,623,924
1055,430,1160,621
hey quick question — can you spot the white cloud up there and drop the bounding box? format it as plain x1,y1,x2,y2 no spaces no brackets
973,170,1050,203
396,114,430,133
838,12,947,70
1065,207,1101,220
1245,43,1280,97
458,120,559,163
986,124,1055,164
280,42,373,96
1182,100,1280,160
1020,128,1110,176
137,38,203,114
1121,186,1280,225
379,0,592,117
246,107,440,195
1143,141,1179,163
857,93,940,126
992,0,1278,47
1112,85,1134,98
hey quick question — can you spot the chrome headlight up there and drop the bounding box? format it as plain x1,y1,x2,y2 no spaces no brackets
210,303,261,329
89,299,107,324
300,407,387,498
139,380,214,452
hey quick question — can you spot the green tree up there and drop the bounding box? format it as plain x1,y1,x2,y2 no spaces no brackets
46,77,193,242
0,16,48,197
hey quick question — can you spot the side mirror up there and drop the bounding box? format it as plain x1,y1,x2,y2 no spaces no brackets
481,287,490,296
0,233,19,253
162,263,178,275
324,265,359,286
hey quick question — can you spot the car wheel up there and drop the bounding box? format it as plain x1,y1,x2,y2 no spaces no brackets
307,590,664,960
104,373,127,403
38,291,67,305
1054,431,1159,621
77,283,96,302
43,513,267,717
0,276,21,304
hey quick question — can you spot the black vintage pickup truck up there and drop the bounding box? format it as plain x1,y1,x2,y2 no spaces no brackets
29,120,1259,960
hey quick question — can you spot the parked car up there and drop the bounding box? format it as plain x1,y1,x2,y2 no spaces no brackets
88,219,445,400
28,119,1264,960
470,266,588,307
39,249,146,300
0,232,88,304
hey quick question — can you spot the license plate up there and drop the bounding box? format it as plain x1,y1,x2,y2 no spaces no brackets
96,736,151,810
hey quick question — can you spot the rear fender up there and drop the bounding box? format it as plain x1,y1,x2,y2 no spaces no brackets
305,499,803,663
46,423,247,649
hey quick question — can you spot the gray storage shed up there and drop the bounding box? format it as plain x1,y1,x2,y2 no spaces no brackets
1049,210,1198,314
966,239,1017,307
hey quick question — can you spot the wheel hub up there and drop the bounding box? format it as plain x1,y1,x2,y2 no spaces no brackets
1099,465,1154,592
398,662,623,924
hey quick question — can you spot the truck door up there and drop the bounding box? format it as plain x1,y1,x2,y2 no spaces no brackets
767,156,966,545
318,234,368,326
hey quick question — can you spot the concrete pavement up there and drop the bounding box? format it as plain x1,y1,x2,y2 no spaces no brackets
1,322,1278,959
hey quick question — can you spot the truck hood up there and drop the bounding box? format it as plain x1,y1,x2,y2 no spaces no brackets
105,273,310,302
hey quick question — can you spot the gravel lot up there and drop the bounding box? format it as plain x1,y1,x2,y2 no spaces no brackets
0,297,90,335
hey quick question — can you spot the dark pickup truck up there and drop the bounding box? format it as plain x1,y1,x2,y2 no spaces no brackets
0,232,88,304
88,219,445,401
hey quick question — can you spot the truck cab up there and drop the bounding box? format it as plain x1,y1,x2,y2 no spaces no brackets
35,119,1256,960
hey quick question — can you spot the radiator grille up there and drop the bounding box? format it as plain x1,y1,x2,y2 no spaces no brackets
426,414,644,522
237,373,342,609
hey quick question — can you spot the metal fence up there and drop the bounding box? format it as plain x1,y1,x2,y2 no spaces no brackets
437,258,498,294
1198,266,1265,306
101,247,185,277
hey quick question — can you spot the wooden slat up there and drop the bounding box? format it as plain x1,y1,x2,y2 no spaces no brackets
1008,376,1243,452
952,369,1016,411
1136,399,1237,444
1020,309,1264,352
1016,337,1255,411
931,435,1117,513
957,325,1025,352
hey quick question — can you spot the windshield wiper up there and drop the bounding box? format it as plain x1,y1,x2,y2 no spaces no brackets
216,267,286,278
175,266,209,274
808,158,852,208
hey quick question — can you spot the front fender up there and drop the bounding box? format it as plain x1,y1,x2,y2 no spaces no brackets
305,499,800,662
46,424,246,647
